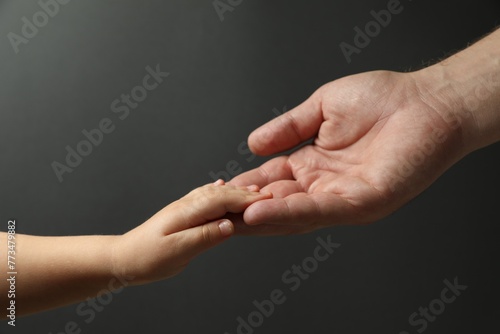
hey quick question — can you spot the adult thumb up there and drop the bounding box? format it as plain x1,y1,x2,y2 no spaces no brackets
248,91,323,156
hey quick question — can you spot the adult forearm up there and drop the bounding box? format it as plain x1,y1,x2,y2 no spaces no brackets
0,232,121,318
414,28,500,154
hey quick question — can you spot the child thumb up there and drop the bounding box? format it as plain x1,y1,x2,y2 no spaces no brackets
174,219,234,262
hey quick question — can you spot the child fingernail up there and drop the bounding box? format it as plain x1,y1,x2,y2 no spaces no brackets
214,179,225,186
218,220,234,237
246,185,259,191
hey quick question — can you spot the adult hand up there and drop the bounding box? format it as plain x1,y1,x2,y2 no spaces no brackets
230,30,500,236
230,56,499,235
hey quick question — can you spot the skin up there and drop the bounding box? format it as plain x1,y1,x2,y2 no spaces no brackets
2,27,499,320
0,181,272,318
230,29,500,236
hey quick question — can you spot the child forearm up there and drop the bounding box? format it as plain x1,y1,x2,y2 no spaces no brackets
0,232,120,318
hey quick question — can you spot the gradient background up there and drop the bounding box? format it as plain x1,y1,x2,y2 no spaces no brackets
1,0,499,333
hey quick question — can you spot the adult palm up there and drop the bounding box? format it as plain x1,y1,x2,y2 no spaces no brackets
230,70,466,235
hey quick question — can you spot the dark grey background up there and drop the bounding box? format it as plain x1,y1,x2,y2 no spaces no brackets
1,0,499,333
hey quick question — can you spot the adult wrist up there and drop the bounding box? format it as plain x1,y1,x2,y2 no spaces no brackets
408,65,474,158
410,33,500,155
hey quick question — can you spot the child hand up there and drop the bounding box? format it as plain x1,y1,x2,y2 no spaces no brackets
111,180,272,285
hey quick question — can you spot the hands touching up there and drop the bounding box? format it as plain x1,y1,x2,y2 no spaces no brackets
6,27,500,319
